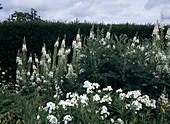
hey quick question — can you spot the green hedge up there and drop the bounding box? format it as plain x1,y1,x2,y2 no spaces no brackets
0,21,158,83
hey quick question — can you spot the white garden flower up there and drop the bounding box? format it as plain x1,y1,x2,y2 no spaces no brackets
125,104,131,109
111,118,115,123
58,48,64,56
61,39,66,48
137,95,156,109
90,32,94,39
159,17,164,30
83,81,92,89
117,118,124,124
133,36,139,43
76,34,81,40
152,22,159,37
126,90,141,99
131,43,135,47
54,40,59,47
32,65,37,70
93,94,100,101
72,40,77,48
119,93,126,100
165,28,170,39
131,100,142,110
45,102,56,113
116,88,123,93
103,86,113,91
65,49,71,54
106,32,111,39
48,71,54,78
79,94,88,106
36,77,41,82
98,90,101,93
41,47,47,55
37,114,40,120
28,56,32,63
113,45,116,49
63,115,73,124
27,72,31,76
100,94,112,104
35,58,39,63
47,115,58,124
16,57,22,65
22,44,27,51
101,106,110,117
78,41,82,49
92,83,100,89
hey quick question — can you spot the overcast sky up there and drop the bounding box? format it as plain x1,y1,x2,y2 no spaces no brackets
0,0,170,24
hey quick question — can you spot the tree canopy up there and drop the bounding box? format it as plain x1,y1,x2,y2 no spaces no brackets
7,8,43,22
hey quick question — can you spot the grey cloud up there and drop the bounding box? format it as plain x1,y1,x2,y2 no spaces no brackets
68,1,94,17
144,0,170,10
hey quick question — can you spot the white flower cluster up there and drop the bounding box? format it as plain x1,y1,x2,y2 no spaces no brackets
90,31,95,39
152,22,160,40
159,17,164,30
63,115,73,124
48,71,54,78
133,36,140,44
54,40,59,47
165,28,170,39
100,94,112,104
117,89,156,111
58,92,89,110
54,84,63,98
106,32,111,39
102,86,113,91
101,106,110,119
76,33,81,41
72,40,82,49
22,44,27,51
93,94,100,101
110,118,124,124
83,80,100,94
137,95,156,109
16,57,22,65
66,64,77,79
47,115,58,124
61,39,66,48
158,91,168,103
28,56,32,63
44,102,56,113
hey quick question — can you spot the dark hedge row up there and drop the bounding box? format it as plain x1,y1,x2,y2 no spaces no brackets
0,21,156,82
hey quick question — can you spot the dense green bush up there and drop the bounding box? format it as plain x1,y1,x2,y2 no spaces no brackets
0,21,157,81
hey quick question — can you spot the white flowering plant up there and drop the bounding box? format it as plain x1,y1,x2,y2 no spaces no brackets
36,81,169,124
77,22,169,99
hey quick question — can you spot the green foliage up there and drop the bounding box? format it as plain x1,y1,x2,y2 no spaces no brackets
77,27,169,99
0,91,48,123
0,21,157,82
7,8,42,22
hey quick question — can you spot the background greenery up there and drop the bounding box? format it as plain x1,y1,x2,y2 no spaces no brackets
0,21,162,83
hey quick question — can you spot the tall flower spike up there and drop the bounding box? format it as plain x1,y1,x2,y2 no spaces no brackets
90,24,95,39
54,37,59,47
159,14,164,30
22,36,27,52
106,25,112,39
61,35,66,48
152,20,160,41
42,43,47,55
76,28,81,41
165,28,170,39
